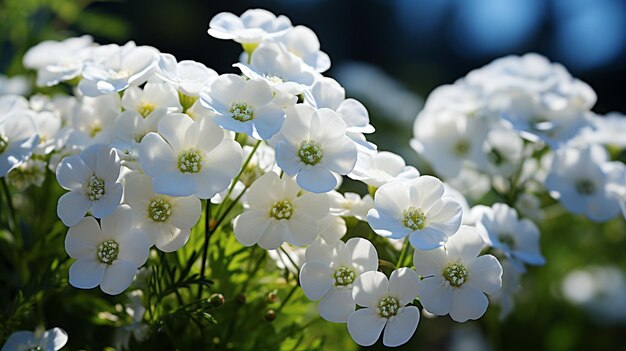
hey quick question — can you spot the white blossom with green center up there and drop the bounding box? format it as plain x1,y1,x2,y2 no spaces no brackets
230,102,255,122
377,296,400,318
137,101,156,117
269,200,293,220
333,267,356,286
298,141,323,165
96,239,119,264
148,197,173,222
85,175,105,201
575,178,596,195
403,207,426,230
177,149,203,173
443,262,469,287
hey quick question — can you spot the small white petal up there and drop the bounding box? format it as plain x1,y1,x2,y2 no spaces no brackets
382,306,420,347
347,308,386,347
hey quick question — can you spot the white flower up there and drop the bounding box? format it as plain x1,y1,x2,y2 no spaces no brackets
208,9,292,45
300,237,378,323
275,25,330,73
491,92,590,147
347,268,420,347
2,327,68,351
78,42,159,97
316,214,347,243
0,75,30,96
68,94,121,146
233,172,329,249
411,110,488,178
514,193,544,222
23,35,93,87
367,176,463,250
349,150,419,187
7,159,47,190
121,81,182,118
328,191,373,221
0,110,40,176
200,74,286,140
576,112,626,148
490,260,522,320
156,54,218,97
233,41,315,97
65,205,150,295
124,173,201,252
310,77,376,151
545,145,621,222
475,203,545,271
268,243,306,275
414,225,502,322
466,53,596,111
273,104,357,193
138,113,243,199
56,143,123,226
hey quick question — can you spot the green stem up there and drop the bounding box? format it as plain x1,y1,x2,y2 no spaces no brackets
396,239,410,268
198,200,211,299
1,177,19,238
214,140,261,220
276,283,299,314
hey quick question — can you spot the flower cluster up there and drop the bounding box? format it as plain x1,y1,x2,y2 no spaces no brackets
2,6,624,350
410,53,626,319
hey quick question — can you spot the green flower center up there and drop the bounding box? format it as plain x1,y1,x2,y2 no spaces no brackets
333,267,356,286
444,262,469,287
403,207,426,230
88,124,102,138
230,102,255,122
97,239,119,264
498,233,516,248
298,141,323,165
86,175,105,201
177,149,203,173
137,102,156,118
148,197,172,222
270,200,293,220
575,179,596,195
377,296,400,318
452,139,470,156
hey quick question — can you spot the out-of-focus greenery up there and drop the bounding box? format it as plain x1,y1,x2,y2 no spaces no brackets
0,0,128,75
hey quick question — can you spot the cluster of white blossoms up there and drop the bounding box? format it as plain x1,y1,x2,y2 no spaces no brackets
410,52,626,320
2,6,624,349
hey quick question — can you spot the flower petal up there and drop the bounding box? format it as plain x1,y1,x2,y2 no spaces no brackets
299,260,333,301
353,271,389,308
318,286,355,323
449,286,489,322
100,259,137,295
65,216,101,258
347,308,386,347
467,254,503,295
417,276,451,316
233,210,270,247
382,306,420,347
388,267,420,306
69,258,106,289
57,191,90,227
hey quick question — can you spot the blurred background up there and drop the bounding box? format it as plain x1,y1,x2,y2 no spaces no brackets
1,0,626,350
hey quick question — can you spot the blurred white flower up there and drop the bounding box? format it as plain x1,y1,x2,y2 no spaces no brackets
545,145,621,222
208,9,291,46
78,42,159,97
0,110,40,177
2,327,68,351
23,35,93,87
475,203,545,272
349,150,419,187
328,191,373,221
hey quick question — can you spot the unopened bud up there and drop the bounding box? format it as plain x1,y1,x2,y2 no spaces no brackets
265,309,276,322
210,293,225,307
